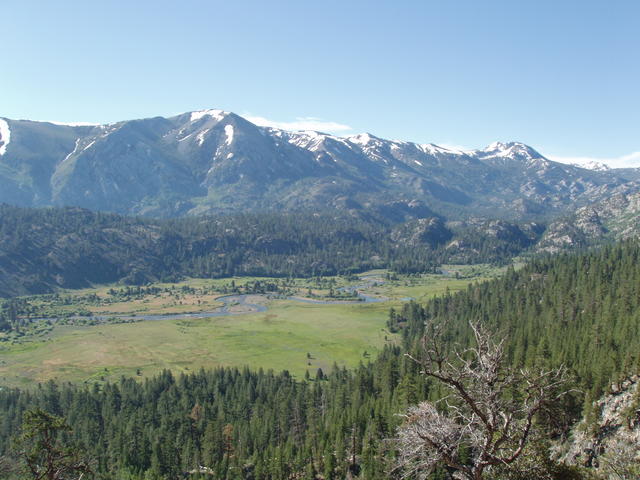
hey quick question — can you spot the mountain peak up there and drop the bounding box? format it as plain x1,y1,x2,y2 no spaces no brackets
348,133,380,146
485,141,510,151
484,141,527,151
572,160,611,172
481,141,543,161
189,109,229,123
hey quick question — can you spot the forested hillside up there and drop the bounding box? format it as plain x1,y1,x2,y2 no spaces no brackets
395,241,640,402
0,205,540,297
1,240,639,478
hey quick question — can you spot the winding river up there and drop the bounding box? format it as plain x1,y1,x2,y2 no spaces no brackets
40,275,410,324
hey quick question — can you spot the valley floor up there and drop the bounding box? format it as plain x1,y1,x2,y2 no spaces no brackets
0,265,502,387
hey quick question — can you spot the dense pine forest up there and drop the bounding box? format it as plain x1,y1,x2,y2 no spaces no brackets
2,240,640,478
0,204,540,297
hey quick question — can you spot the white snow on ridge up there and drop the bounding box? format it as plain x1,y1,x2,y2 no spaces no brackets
348,133,373,145
224,125,234,146
286,130,332,152
547,151,640,169
570,160,610,171
299,130,322,139
486,141,506,151
191,109,227,123
0,119,11,155
61,138,96,162
267,129,328,152
62,139,80,163
479,141,538,161
196,128,210,146
178,132,195,142
46,121,101,127
486,141,529,154
264,126,349,147
417,143,464,156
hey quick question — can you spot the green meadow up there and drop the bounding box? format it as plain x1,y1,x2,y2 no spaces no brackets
0,267,502,387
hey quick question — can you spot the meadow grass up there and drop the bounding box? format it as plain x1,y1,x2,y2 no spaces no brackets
0,267,502,387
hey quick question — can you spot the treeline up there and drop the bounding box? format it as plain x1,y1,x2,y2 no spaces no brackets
2,241,640,478
0,205,539,297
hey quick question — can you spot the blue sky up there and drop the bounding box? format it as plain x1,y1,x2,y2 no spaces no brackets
2,0,639,166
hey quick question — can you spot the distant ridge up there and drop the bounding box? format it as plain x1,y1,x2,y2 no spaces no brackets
1,110,639,219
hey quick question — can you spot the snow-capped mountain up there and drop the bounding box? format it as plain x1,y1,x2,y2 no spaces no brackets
570,160,611,172
0,110,638,220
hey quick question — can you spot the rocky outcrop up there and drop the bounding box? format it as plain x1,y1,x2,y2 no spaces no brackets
559,376,640,477
390,217,452,247
537,193,640,253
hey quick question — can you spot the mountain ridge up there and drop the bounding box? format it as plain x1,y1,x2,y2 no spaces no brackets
1,110,639,220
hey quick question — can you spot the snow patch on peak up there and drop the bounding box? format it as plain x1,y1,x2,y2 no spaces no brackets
190,109,228,123
486,141,508,151
480,141,542,162
484,141,531,153
572,160,610,172
482,141,524,153
196,128,210,146
349,133,374,145
224,125,234,146
418,143,464,156
0,119,10,156
178,132,195,142
299,130,323,139
62,139,80,163
277,129,345,152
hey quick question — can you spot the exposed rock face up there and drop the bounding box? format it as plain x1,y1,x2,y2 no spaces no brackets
391,217,452,247
439,219,543,263
537,193,640,253
559,376,640,476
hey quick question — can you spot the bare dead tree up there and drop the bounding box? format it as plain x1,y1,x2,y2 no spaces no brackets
394,321,569,480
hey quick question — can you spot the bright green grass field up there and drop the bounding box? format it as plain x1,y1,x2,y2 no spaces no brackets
0,268,502,388
0,301,394,387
